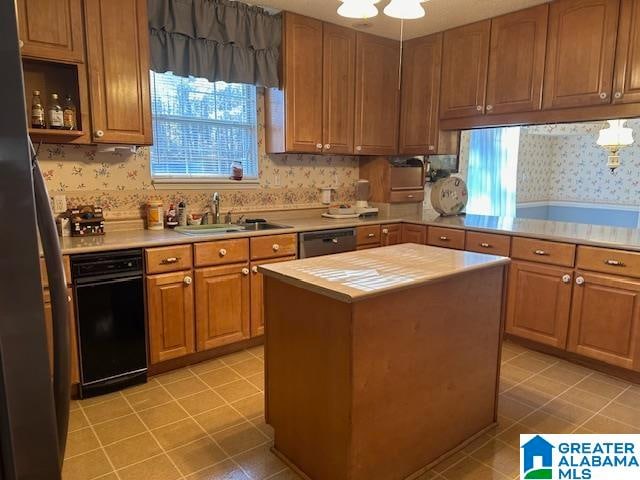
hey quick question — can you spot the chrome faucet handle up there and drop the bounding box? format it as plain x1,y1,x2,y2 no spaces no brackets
224,211,233,224
235,214,245,224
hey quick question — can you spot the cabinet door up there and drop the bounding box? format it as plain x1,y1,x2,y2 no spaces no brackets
42,287,80,383
84,0,152,144
283,13,323,153
399,34,442,155
381,224,402,246
567,272,640,370
250,256,297,337
17,0,84,62
506,261,573,348
354,32,400,155
323,23,356,155
195,264,250,351
401,224,427,244
486,5,548,115
613,0,640,104
147,270,195,364
440,20,491,119
543,0,620,109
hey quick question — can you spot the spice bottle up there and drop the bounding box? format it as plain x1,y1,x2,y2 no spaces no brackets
31,90,45,129
47,93,63,129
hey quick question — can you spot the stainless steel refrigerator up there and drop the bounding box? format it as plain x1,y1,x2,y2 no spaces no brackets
0,2,71,478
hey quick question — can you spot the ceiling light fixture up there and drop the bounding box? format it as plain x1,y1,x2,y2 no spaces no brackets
597,119,634,172
337,0,379,19
384,0,426,20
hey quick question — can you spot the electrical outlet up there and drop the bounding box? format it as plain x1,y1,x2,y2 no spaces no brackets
274,172,280,187
53,194,67,213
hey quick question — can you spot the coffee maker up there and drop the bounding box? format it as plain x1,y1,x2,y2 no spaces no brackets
355,179,379,216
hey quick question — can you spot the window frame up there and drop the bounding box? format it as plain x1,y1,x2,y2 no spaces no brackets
148,71,260,188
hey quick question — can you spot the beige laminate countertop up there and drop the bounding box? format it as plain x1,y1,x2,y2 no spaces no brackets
58,211,640,255
258,243,510,303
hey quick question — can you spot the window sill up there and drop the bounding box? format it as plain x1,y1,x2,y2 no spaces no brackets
152,178,260,190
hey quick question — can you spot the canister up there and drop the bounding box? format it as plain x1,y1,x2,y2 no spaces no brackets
146,199,164,230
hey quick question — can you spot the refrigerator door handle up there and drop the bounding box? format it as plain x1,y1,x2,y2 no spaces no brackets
31,141,71,465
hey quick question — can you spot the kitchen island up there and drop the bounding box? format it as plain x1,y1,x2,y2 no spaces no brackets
259,244,510,480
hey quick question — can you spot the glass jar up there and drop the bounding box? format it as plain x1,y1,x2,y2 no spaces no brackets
230,160,243,181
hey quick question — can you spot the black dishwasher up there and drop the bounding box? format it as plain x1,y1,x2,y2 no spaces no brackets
71,249,147,398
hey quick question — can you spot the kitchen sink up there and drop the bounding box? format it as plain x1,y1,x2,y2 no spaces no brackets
175,222,291,235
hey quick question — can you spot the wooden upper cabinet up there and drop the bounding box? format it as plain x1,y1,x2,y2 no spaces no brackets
568,272,640,370
354,32,400,155
84,0,152,145
543,0,620,110
399,34,443,154
195,264,251,351
506,261,573,349
147,271,195,364
322,23,356,155
486,5,548,115
440,20,491,119
17,0,84,62
613,0,640,103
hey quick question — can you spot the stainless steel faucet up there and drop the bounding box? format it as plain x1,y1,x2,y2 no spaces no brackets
211,192,221,224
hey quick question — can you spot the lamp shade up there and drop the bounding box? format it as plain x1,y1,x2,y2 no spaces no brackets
383,0,426,19
338,0,379,19
597,120,634,148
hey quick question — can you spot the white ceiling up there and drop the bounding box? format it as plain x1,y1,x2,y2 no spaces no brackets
243,0,552,40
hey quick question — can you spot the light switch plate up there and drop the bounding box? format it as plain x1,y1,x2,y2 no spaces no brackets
53,194,67,213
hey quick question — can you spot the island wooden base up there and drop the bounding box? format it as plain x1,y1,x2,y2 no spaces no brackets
264,264,507,480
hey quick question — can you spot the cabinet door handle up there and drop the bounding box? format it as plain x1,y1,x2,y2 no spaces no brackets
480,242,491,248
440,236,450,241
19,39,24,48
316,143,322,149
614,91,623,99
356,146,362,152
272,244,280,251
95,129,105,138
476,105,483,112
428,145,435,151
599,92,608,100
575,276,585,286
382,228,389,235
252,266,259,274
533,249,549,256
486,105,493,111
161,257,179,264
219,248,227,257
183,276,192,286
324,144,331,150
604,259,625,267
242,267,250,275
561,274,572,284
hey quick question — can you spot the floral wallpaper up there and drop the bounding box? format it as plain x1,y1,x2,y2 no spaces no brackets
38,89,358,219
517,120,640,206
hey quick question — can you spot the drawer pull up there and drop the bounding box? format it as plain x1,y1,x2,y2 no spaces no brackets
407,194,415,198
219,248,227,257
480,242,491,248
440,236,450,241
604,259,625,267
161,257,179,264
367,233,375,238
534,249,549,256
382,228,389,235
242,267,250,276
272,244,280,251
183,276,192,286
252,266,259,274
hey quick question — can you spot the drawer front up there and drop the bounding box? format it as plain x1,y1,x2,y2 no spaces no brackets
511,237,575,267
41,256,72,287
194,238,249,267
251,234,297,260
389,190,424,203
466,231,511,257
577,246,640,278
427,227,465,250
357,225,381,246
145,245,193,274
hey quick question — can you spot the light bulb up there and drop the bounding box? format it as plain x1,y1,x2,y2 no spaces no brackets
337,0,379,19
383,0,426,19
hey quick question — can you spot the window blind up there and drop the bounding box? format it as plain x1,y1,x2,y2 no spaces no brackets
149,71,258,180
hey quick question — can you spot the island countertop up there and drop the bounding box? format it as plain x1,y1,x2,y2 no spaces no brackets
258,243,510,303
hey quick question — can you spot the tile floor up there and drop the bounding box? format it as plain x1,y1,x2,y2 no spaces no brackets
63,341,640,480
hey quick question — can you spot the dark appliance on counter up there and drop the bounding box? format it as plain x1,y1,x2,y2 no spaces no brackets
299,228,357,258
69,205,105,236
71,250,147,398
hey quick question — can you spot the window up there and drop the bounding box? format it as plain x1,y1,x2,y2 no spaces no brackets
466,127,520,217
149,71,258,183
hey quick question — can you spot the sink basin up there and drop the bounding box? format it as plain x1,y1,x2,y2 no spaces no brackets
174,224,245,236
238,222,292,231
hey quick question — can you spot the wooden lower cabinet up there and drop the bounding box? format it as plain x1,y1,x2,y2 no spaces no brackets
381,224,402,246
401,224,427,244
195,264,250,351
567,271,640,371
505,261,573,349
147,270,195,364
43,287,80,384
250,256,297,337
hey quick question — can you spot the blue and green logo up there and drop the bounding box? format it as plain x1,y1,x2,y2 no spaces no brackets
521,435,554,479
